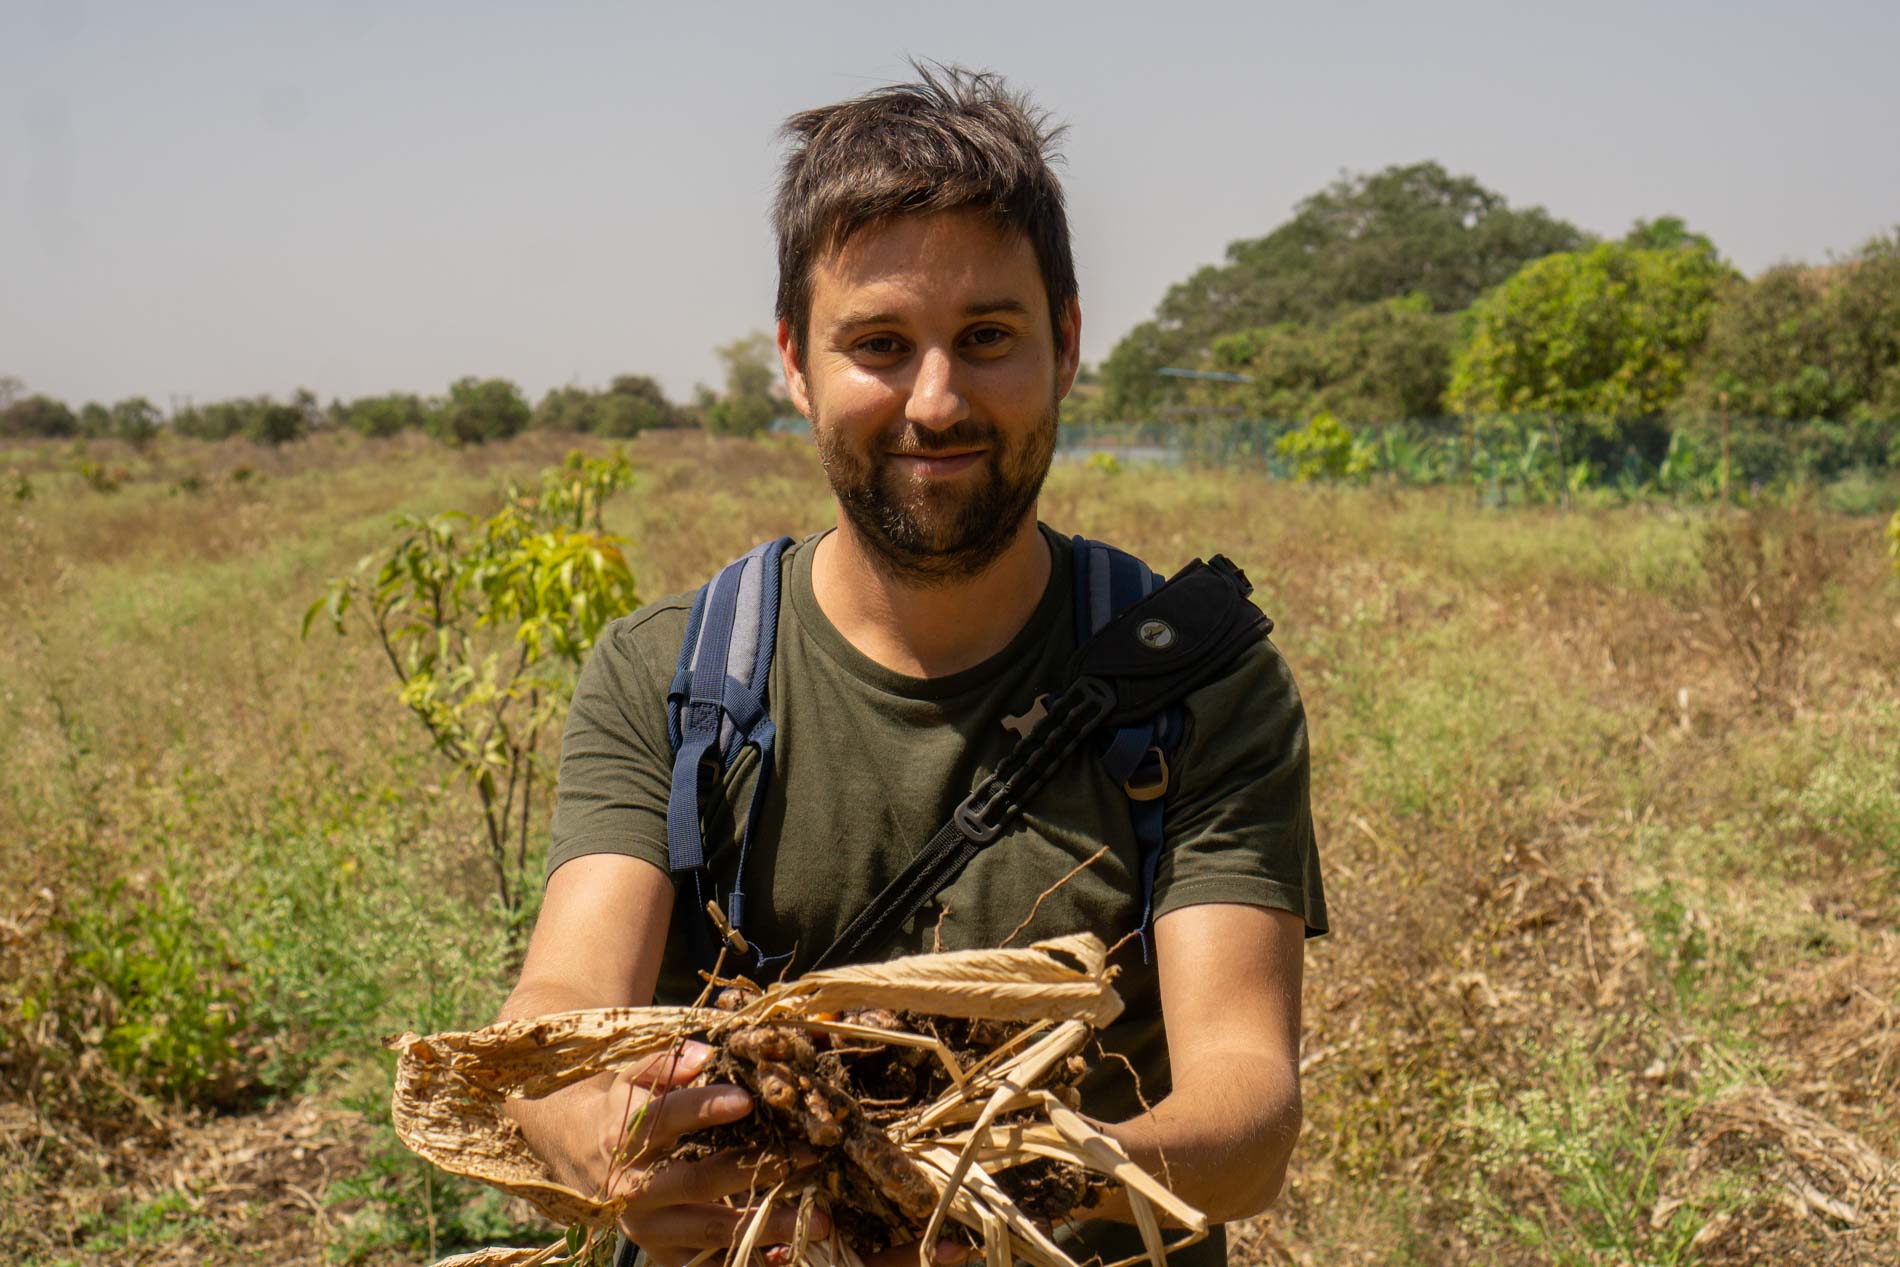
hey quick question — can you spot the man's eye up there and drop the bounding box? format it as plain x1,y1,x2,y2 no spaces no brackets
966,327,1011,350
857,336,905,357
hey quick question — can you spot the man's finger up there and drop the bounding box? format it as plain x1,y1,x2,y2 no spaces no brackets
623,1039,714,1090
627,1199,822,1250
625,1148,820,1210
861,1239,971,1267
617,1084,754,1158
642,1249,700,1267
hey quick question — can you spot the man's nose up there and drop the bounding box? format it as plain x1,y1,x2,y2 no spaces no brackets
904,345,969,432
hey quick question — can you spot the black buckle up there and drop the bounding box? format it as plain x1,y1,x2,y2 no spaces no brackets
950,677,1116,847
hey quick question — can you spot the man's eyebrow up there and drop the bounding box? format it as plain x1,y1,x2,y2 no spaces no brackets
828,298,1033,334
830,310,901,333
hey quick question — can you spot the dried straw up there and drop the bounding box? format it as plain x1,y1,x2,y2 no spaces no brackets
388,933,1203,1267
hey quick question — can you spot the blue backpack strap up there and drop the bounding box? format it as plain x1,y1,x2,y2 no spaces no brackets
1072,536,1183,964
665,536,793,967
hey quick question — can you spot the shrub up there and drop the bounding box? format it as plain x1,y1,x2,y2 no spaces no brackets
48,876,263,1108
1697,506,1841,709
306,451,639,931
76,458,128,493
1277,411,1375,482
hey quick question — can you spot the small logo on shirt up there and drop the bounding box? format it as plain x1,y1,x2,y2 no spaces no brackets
1137,619,1175,650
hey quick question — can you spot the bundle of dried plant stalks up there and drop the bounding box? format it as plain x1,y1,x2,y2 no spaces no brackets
389,933,1204,1267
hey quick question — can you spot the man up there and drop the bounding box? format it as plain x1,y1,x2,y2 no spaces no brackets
498,65,1326,1267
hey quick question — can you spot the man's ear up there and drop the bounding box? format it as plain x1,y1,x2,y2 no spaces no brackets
1054,296,1083,400
777,319,812,419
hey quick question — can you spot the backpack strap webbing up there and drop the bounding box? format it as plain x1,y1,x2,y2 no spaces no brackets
1072,537,1185,964
664,536,793,966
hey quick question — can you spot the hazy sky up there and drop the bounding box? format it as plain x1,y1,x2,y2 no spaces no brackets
6,0,1897,410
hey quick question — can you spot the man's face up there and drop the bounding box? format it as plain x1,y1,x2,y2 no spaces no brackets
779,211,1081,583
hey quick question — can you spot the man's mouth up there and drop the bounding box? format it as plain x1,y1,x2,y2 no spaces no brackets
887,448,988,477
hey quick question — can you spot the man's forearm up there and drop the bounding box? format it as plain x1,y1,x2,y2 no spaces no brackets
1093,1055,1302,1227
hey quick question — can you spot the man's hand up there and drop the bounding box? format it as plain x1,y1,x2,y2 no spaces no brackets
499,858,975,1265
567,1041,836,1267
587,1041,970,1267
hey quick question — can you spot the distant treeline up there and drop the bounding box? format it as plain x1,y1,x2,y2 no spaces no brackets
0,334,786,448
1087,162,1900,475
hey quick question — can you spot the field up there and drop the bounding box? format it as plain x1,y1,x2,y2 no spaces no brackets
2,430,1897,1265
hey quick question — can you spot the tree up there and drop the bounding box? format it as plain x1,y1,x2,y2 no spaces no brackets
1,394,78,438
531,385,597,433
1825,231,1900,422
702,333,781,437
1205,295,1454,423
247,395,308,446
1447,241,1734,435
111,397,162,449
434,377,530,446
599,374,682,434
343,392,430,438
532,376,683,436
1103,161,1587,414
174,400,249,441
1678,266,1844,420
77,402,113,438
306,451,638,934
1623,215,1720,259
1673,233,1900,477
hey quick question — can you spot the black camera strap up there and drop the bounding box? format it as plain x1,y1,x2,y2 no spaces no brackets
810,555,1268,972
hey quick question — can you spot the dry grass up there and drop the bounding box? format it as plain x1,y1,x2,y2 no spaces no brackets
2,431,1897,1265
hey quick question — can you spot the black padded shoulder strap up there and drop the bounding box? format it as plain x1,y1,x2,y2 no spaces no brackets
1068,554,1270,726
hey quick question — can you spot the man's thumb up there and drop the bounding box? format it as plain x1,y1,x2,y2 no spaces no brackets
627,1039,713,1089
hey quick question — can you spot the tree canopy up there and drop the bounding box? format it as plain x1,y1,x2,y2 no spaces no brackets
1666,233,1900,476
1204,295,1455,423
532,375,684,436
0,394,77,439
434,377,530,446
1103,161,1587,414
1447,240,1735,429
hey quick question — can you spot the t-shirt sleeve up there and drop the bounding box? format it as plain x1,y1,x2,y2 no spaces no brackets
1152,634,1328,936
544,606,685,882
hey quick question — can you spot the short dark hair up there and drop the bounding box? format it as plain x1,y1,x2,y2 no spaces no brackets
773,62,1076,357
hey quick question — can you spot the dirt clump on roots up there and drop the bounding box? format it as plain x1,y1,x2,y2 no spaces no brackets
669,985,1105,1254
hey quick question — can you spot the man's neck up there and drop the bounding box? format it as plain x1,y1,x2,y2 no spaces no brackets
810,514,1052,679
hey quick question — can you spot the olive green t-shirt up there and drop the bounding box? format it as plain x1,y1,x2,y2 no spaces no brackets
550,525,1326,1264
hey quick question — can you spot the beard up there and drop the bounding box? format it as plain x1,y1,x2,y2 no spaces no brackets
814,396,1058,586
